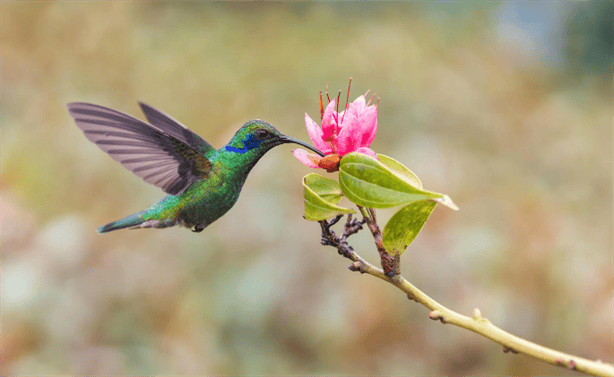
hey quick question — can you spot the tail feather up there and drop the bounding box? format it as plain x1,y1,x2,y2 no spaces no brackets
97,211,147,234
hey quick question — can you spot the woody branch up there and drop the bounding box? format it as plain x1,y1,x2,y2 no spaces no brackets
317,212,614,377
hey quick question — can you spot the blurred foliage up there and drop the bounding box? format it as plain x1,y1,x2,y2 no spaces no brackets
565,0,613,84
2,2,612,375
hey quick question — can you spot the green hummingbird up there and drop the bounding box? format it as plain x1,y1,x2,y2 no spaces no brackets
67,102,325,233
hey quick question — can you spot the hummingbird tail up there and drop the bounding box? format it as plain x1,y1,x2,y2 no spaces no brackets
97,211,147,234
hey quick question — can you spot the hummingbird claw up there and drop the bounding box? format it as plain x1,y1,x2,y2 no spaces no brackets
192,224,206,233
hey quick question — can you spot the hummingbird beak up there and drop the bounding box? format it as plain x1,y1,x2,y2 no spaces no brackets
280,136,326,157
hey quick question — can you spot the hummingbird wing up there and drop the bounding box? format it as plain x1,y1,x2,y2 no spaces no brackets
67,102,212,196
138,102,216,158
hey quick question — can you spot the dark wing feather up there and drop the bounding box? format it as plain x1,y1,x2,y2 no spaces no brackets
67,102,212,196
138,102,216,158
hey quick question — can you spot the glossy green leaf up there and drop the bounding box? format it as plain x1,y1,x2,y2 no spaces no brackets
302,173,354,221
304,173,343,204
338,152,442,208
382,200,437,256
377,154,423,189
430,194,459,211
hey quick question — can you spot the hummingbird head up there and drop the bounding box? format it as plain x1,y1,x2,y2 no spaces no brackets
226,120,326,157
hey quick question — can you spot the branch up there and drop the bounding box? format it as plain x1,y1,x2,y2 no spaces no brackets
317,214,613,377
357,206,397,277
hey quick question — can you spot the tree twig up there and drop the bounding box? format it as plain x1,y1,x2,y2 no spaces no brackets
317,214,613,377
357,206,397,277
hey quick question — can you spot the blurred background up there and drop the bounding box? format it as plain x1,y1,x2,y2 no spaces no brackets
2,2,612,375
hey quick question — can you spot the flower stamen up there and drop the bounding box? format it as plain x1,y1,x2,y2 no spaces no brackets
336,90,341,113
343,77,352,124
333,90,341,127
326,82,331,103
319,91,324,121
367,93,376,106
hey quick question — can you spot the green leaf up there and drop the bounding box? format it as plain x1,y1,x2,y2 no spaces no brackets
338,152,442,208
302,173,354,221
305,173,343,204
382,200,437,256
430,194,459,211
377,154,423,189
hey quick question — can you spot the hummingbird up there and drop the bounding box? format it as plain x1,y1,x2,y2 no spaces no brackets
67,102,325,233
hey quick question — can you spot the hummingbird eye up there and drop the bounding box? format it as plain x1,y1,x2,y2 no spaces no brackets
255,128,274,140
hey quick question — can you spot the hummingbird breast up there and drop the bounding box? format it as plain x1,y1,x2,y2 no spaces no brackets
143,161,246,230
177,178,243,229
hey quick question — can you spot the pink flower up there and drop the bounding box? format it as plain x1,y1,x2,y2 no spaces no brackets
293,83,378,172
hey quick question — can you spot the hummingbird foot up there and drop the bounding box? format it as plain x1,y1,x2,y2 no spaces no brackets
192,224,207,233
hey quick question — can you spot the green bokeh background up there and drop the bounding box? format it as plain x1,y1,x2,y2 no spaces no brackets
3,2,612,375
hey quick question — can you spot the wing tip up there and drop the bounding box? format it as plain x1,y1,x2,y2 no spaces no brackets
66,102,101,115
66,102,85,117
137,101,154,113
67,101,90,108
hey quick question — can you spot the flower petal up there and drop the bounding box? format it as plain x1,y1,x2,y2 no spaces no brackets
336,113,361,155
321,99,339,140
305,113,331,153
292,149,321,168
359,106,378,147
355,147,378,159
350,95,367,114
